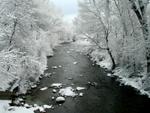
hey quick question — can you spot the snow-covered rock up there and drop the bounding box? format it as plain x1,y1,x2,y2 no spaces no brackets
52,66,58,69
43,105,52,109
58,65,62,68
31,104,53,112
31,85,37,89
24,104,30,108
68,77,73,80
51,97,55,100
59,87,77,97
52,89,57,93
79,93,84,97
34,106,45,112
107,73,112,77
56,97,65,103
51,83,62,88
40,87,48,91
44,73,52,77
76,87,86,91
73,62,78,65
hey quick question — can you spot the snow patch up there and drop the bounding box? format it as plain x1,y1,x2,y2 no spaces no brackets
75,39,91,45
0,100,34,113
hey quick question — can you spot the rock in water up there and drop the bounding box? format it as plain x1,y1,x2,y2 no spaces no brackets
31,84,37,88
79,93,84,97
52,89,57,93
51,97,55,100
76,87,86,91
40,87,48,91
73,62,78,65
51,83,62,88
56,97,65,104
59,87,77,97
52,66,58,69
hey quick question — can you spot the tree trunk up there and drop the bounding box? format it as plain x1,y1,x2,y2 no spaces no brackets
129,0,150,73
107,48,116,70
143,25,150,73
105,31,116,70
8,20,17,72
139,15,150,74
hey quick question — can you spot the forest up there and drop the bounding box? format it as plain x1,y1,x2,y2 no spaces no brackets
0,0,72,94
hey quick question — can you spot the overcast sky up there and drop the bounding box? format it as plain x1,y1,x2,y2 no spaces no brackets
50,0,78,23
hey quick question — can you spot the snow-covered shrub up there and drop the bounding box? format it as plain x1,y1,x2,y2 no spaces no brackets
90,49,112,70
0,49,22,91
14,55,47,94
0,48,47,93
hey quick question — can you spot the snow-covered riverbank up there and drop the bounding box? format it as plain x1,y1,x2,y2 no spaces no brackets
0,100,55,113
0,100,34,113
88,48,150,98
74,39,150,98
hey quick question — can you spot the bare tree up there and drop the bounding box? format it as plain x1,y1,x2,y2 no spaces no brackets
77,0,116,69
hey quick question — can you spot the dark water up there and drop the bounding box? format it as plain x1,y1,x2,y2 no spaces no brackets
2,43,150,113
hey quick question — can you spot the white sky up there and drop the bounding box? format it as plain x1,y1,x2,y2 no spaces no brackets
50,0,78,23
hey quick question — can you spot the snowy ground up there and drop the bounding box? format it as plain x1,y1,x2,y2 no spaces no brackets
75,39,91,45
72,39,92,54
0,100,54,113
0,100,34,113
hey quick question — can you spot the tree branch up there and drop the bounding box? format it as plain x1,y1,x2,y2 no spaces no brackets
82,33,107,50
10,19,17,46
